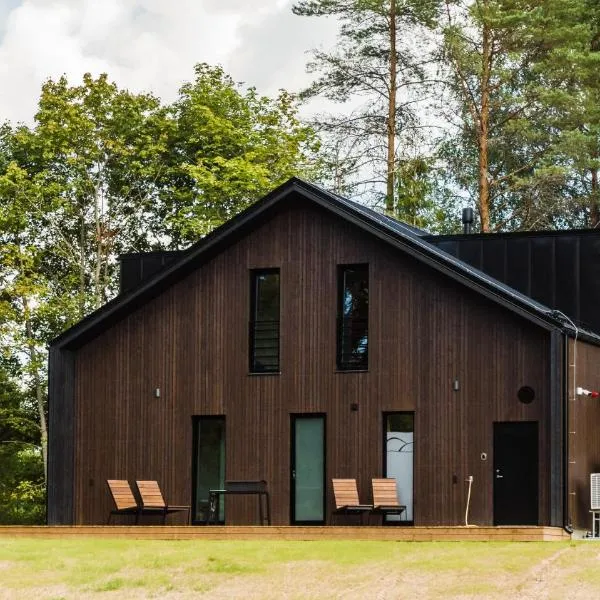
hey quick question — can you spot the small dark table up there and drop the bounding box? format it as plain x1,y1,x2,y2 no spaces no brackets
206,480,271,525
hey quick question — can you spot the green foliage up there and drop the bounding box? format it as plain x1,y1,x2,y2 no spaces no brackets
293,0,442,221
0,475,46,524
159,64,319,244
438,0,600,230
0,367,44,524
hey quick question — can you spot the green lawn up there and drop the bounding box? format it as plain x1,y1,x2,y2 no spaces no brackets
0,538,597,599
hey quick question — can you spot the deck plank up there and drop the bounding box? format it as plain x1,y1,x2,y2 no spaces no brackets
0,526,570,541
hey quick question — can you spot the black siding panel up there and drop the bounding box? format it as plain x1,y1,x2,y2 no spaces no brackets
481,238,506,283
579,237,600,332
456,239,483,269
503,238,530,297
530,237,555,309
47,347,75,524
436,240,459,257
119,252,183,294
554,236,579,323
428,230,600,335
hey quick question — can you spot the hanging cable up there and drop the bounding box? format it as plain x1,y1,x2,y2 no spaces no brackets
465,476,473,526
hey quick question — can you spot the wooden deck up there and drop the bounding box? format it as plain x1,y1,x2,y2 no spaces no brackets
0,525,570,542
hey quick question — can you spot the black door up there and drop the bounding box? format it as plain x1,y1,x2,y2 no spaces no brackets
493,422,538,525
291,415,326,524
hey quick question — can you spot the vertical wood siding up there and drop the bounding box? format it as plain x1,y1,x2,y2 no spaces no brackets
568,339,600,529
74,204,551,525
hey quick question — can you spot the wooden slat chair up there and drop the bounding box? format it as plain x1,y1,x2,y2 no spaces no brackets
372,478,406,521
332,478,372,524
135,480,190,524
107,480,140,524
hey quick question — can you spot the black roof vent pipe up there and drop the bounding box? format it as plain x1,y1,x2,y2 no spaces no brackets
462,207,474,234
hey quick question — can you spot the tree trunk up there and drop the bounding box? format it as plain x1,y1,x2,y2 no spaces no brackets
23,300,48,484
591,168,599,227
478,18,491,233
94,182,103,310
79,202,86,319
386,0,397,216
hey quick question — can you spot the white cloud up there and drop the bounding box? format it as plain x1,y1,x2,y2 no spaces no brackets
0,0,335,125
226,1,337,97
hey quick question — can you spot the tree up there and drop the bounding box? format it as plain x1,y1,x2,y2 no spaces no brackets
531,0,600,227
0,360,45,524
158,64,320,245
0,153,47,522
293,0,441,218
20,73,169,315
0,150,65,485
439,0,600,231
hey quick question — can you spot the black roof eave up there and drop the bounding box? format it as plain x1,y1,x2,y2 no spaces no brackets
51,177,600,350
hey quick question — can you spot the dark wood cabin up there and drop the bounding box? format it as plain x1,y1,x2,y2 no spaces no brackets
48,178,600,531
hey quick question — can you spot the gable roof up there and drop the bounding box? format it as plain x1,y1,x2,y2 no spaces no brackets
51,177,599,350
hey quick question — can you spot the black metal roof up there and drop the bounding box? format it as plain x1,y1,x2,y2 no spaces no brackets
426,228,600,338
51,177,600,349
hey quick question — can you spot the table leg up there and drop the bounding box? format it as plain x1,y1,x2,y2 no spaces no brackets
207,492,217,525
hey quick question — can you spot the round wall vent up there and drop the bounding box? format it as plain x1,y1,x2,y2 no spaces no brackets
518,386,535,404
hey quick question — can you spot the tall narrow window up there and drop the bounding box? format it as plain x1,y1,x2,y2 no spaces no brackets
384,412,414,523
337,264,368,370
192,417,225,524
250,269,280,373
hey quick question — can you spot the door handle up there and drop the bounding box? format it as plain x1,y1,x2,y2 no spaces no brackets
495,469,503,479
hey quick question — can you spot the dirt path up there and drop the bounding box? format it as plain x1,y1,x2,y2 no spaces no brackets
511,547,575,600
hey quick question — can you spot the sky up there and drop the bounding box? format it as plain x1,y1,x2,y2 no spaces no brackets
0,0,339,125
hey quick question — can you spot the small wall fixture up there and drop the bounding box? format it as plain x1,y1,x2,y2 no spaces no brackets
154,388,161,398
577,387,600,398
350,402,359,412
453,379,460,392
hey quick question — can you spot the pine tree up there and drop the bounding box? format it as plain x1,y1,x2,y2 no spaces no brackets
293,0,441,218
439,0,600,231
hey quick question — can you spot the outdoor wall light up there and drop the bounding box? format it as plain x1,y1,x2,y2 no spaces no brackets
453,378,460,392
350,402,359,411
154,388,161,398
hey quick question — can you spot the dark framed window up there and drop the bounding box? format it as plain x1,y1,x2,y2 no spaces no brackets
249,269,280,373
192,416,225,524
337,264,368,370
383,412,414,523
